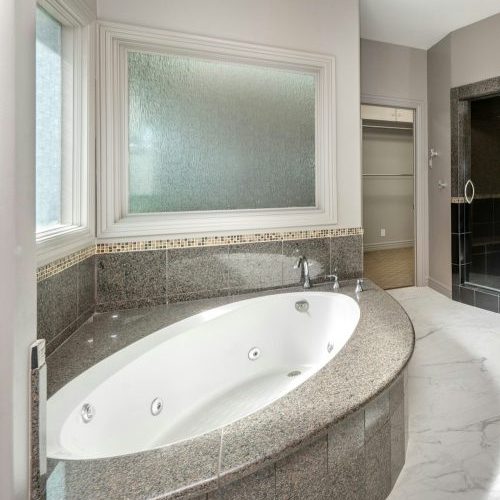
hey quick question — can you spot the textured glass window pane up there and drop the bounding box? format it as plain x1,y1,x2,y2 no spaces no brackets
36,7,62,231
128,52,315,213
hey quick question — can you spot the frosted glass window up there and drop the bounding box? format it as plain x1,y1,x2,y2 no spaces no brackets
36,7,62,231
127,51,316,213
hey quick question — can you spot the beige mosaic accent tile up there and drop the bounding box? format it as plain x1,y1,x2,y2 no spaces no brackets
451,197,465,204
38,227,364,280
36,246,95,282
95,227,364,254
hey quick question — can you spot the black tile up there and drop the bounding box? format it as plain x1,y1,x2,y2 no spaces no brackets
460,286,475,306
451,233,460,265
475,290,499,313
451,203,460,234
472,198,494,224
452,285,460,301
452,264,460,286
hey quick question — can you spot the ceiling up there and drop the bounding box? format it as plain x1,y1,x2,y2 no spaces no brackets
360,0,500,49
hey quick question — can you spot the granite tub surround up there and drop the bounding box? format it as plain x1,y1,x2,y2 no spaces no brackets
45,280,414,500
95,234,363,310
37,254,96,355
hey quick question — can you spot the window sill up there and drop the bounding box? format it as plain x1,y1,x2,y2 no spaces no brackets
36,225,95,267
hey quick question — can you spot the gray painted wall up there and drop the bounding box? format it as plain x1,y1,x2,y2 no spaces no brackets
427,35,452,295
361,39,427,102
360,40,427,277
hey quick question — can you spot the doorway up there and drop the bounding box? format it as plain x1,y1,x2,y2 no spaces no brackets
361,104,416,290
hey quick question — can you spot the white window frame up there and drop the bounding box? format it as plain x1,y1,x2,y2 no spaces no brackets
98,22,337,239
36,0,95,265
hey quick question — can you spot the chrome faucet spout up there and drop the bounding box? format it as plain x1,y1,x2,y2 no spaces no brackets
294,255,311,289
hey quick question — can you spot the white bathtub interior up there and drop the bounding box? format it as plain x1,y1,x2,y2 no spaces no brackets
47,292,360,460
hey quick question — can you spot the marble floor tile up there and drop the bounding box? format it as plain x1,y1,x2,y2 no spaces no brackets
388,287,500,500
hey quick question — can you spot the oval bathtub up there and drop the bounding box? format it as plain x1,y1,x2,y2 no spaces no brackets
47,291,360,460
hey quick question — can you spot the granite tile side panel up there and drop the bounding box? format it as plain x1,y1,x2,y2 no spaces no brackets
364,390,390,442
327,409,366,500
30,368,45,500
331,235,363,280
282,237,330,286
46,430,221,500
275,437,329,500
208,465,275,500
390,401,405,487
37,264,78,345
365,422,391,500
96,250,167,309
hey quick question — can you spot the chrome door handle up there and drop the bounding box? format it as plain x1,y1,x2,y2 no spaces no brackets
464,179,475,204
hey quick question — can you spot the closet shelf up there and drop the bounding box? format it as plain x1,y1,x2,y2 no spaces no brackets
362,124,413,131
363,173,414,177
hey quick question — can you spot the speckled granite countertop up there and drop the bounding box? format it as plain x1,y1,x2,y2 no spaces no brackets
46,280,414,500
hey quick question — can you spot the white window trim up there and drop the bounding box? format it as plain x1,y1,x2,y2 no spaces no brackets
36,0,95,266
98,22,337,239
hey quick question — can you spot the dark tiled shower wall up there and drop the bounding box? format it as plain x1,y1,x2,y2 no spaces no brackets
451,202,500,313
37,255,96,355
37,235,363,353
95,235,363,311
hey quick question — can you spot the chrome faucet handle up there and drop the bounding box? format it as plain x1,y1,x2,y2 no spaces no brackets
326,274,340,292
355,278,365,294
293,255,304,269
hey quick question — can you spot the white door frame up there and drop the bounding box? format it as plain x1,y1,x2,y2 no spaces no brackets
361,93,429,287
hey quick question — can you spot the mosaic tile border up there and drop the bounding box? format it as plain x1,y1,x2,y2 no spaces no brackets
451,197,465,204
95,227,364,253
37,227,364,281
36,245,95,282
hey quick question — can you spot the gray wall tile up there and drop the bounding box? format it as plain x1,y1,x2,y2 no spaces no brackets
37,265,78,345
328,410,366,500
365,423,391,500
331,235,363,280
275,437,329,499
210,466,275,500
228,242,283,293
78,255,95,315
283,238,330,286
96,250,167,308
167,246,229,300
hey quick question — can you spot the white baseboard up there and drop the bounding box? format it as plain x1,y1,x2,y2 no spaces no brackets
428,277,452,298
364,240,414,252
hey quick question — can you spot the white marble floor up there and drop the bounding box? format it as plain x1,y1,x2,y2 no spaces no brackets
388,287,500,500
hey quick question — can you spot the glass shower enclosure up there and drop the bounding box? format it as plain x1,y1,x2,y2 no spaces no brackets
465,95,500,291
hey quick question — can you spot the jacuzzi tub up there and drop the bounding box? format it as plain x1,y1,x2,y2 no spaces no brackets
47,291,360,460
